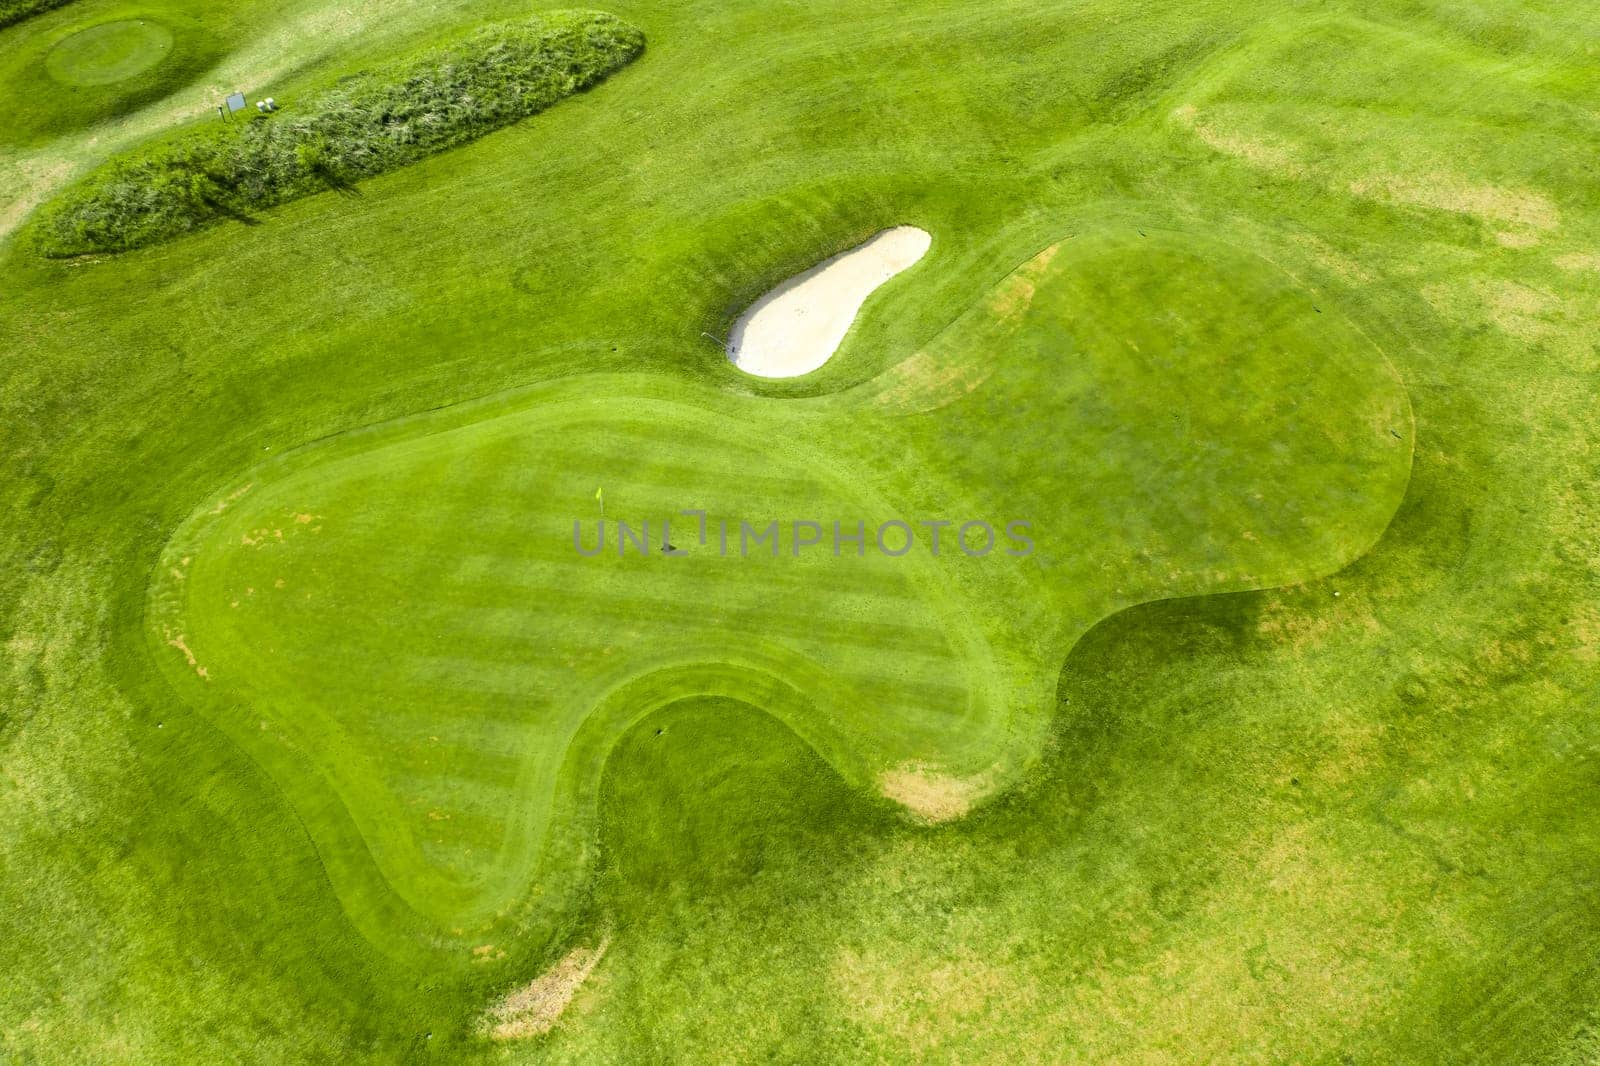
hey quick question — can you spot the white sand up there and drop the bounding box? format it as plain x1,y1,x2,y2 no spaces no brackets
728,226,931,378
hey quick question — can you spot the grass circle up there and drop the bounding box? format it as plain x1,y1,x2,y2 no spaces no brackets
46,19,174,87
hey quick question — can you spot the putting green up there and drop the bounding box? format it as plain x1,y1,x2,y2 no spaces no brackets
148,227,1411,957
0,0,241,146
45,19,172,86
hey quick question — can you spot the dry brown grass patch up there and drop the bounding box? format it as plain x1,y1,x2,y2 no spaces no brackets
482,935,610,1040
872,240,1066,414
1173,104,1306,177
1351,173,1558,235
878,761,992,822
163,630,210,680
1423,278,1559,341
1555,252,1600,273
831,943,1045,1059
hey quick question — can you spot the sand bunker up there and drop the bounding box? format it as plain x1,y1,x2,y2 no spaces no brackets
728,226,931,378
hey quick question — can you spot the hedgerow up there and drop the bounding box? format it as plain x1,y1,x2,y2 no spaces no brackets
36,10,643,255
0,0,74,30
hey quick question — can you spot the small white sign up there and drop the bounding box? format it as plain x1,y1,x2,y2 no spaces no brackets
225,92,247,113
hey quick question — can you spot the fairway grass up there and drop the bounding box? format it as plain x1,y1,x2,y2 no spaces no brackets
4,0,1600,1061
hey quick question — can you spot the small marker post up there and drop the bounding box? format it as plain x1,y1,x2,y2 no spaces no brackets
595,485,604,519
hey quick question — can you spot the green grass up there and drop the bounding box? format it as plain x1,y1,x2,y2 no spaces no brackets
144,235,1405,950
3,0,1600,1061
44,18,172,85
34,10,644,254
0,3,230,147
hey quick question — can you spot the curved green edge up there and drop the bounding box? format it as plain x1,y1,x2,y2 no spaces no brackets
143,224,1415,968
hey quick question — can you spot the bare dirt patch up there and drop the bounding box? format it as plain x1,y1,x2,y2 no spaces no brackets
878,762,992,822
483,935,610,1040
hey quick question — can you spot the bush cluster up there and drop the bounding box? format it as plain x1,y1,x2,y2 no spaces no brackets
36,10,644,255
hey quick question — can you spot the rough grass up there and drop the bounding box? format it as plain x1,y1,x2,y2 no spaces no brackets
33,9,643,255
0,0,72,30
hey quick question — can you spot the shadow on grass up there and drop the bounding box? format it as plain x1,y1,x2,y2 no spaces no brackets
312,162,363,199
199,195,261,227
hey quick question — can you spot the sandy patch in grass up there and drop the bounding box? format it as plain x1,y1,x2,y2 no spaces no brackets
878,761,992,822
163,629,209,680
1423,278,1557,341
1555,252,1600,273
728,226,930,378
483,935,610,1041
1350,173,1559,236
831,944,1044,1058
1173,104,1306,177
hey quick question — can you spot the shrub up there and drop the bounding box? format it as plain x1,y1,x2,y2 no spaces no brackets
35,10,644,255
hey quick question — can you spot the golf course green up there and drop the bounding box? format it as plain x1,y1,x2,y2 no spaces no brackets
3,0,1599,1061
45,19,173,86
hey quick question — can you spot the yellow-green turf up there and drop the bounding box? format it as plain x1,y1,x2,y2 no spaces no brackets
2,0,1599,1061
